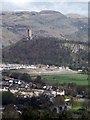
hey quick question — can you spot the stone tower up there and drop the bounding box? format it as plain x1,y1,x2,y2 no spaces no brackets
27,29,32,40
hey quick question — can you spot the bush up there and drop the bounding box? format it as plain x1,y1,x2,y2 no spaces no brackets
2,91,16,105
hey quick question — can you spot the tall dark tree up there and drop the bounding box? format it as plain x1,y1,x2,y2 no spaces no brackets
2,105,20,120
2,91,16,105
19,73,31,83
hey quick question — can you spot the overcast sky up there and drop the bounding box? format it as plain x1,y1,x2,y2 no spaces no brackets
0,0,89,16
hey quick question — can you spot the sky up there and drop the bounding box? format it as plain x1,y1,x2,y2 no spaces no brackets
0,0,89,16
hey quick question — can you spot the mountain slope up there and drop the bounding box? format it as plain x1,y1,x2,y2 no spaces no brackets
1,11,88,47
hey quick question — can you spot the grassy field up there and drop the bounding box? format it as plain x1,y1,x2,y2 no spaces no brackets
72,99,84,111
42,74,88,85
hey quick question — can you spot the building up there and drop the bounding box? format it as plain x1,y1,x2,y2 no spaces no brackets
27,29,32,40
50,105,72,113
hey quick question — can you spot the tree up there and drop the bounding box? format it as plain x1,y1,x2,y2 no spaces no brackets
9,72,21,79
53,95,65,105
2,105,20,120
19,73,31,83
34,76,45,85
35,76,42,83
82,99,90,110
81,111,90,120
21,107,39,120
59,110,73,120
2,91,16,105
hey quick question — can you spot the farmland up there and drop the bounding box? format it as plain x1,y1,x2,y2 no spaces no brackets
42,74,88,85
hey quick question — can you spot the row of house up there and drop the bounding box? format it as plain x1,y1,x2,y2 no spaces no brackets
1,77,65,98
0,64,71,71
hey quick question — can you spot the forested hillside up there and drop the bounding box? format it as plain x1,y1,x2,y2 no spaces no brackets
3,37,88,69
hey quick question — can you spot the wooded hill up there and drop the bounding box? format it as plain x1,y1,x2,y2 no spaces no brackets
3,37,88,69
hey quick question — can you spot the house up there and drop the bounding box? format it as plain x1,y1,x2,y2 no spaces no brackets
51,90,56,97
76,94,84,99
0,106,5,114
10,89,18,94
65,98,70,102
56,89,65,96
50,89,65,97
0,87,8,92
20,90,34,98
19,89,44,98
32,89,44,97
50,104,72,113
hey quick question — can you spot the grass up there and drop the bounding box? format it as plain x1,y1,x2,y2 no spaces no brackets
72,99,84,111
42,74,88,85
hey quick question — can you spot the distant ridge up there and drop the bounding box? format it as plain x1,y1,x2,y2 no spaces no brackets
1,10,88,47
67,13,87,18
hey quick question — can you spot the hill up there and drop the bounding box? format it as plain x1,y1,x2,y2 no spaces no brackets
2,10,88,68
1,10,88,47
3,37,88,69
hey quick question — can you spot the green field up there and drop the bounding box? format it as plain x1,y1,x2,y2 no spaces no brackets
42,74,88,85
72,99,84,111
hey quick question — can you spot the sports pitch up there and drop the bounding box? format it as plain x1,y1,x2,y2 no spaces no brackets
42,74,88,85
